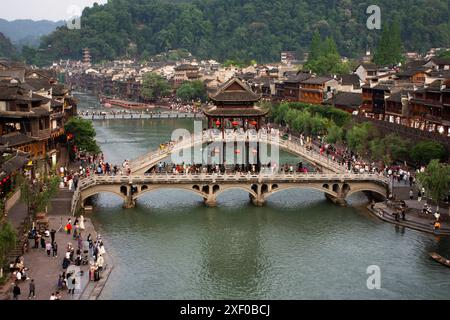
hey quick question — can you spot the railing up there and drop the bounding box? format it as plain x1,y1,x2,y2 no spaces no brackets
70,171,389,214
128,130,348,174
74,172,389,190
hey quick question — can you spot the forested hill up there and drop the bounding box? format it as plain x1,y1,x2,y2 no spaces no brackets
26,0,450,65
0,32,17,58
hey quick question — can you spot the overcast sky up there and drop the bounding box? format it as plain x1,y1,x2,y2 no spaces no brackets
1,0,108,22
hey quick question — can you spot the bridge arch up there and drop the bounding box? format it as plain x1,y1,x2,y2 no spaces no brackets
345,184,388,199
132,185,207,202
214,185,258,199
264,184,339,200
80,188,128,206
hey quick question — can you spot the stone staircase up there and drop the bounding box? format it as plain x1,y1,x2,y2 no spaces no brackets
49,188,74,216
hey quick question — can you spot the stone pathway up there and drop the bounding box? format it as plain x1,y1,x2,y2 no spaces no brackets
370,202,450,235
1,187,113,300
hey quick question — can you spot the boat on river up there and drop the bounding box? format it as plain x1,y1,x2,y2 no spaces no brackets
430,252,450,267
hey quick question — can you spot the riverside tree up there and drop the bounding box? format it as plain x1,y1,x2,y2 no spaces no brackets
141,72,172,101
176,80,207,102
0,222,16,279
416,160,450,214
65,117,101,157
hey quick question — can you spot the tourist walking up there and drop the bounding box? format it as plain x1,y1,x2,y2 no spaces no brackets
46,241,52,257
66,219,72,235
52,242,58,258
418,190,422,202
28,279,36,299
409,189,414,200
79,214,85,230
50,229,56,244
40,236,46,250
13,282,21,300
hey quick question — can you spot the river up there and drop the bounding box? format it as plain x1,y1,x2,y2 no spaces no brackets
75,92,450,300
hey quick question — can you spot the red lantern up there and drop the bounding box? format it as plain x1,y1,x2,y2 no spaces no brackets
215,120,221,126
232,121,239,126
251,121,258,126
235,149,241,154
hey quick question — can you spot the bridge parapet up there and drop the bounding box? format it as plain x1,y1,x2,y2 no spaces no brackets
128,130,349,175
70,172,389,214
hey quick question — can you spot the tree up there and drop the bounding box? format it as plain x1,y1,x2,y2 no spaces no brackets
369,134,410,165
309,31,323,61
0,222,16,278
304,34,350,75
141,72,172,101
64,117,101,155
326,122,343,144
346,123,378,156
411,141,446,166
18,174,60,216
438,50,450,58
176,80,207,102
374,18,404,66
416,160,450,213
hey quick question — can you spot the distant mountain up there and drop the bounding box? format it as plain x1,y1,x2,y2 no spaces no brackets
0,32,17,58
25,0,450,65
0,18,64,48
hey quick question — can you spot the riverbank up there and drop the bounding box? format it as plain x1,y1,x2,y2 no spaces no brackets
0,188,113,300
368,202,450,236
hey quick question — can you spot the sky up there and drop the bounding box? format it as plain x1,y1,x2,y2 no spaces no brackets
0,0,108,22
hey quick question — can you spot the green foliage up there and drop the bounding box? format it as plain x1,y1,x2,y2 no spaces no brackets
288,102,351,127
326,122,343,144
176,80,207,102
0,222,16,269
438,50,450,58
0,32,17,59
24,0,450,64
369,134,410,165
65,117,101,154
416,160,450,209
271,102,338,136
411,141,447,166
141,72,172,100
304,34,351,75
18,174,60,215
373,18,404,66
346,122,378,157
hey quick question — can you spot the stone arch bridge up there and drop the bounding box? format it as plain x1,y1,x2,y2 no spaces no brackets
128,130,347,175
71,173,390,215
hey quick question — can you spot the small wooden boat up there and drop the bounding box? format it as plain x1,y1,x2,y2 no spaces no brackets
430,252,450,267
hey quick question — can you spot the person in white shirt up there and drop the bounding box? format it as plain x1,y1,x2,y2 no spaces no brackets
96,255,105,270
50,293,56,300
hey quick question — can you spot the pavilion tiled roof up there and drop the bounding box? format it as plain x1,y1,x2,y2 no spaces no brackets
209,77,261,102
